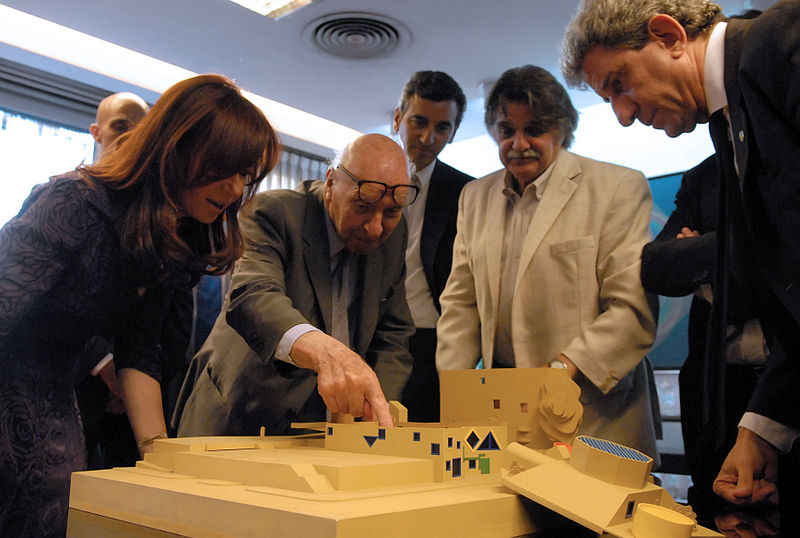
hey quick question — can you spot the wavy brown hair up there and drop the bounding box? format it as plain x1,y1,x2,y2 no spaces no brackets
484,65,578,148
82,74,280,278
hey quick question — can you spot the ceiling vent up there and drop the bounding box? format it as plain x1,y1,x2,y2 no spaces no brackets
304,12,410,59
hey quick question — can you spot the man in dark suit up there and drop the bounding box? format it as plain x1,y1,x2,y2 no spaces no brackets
392,71,474,422
641,155,765,522
175,134,415,436
562,0,800,510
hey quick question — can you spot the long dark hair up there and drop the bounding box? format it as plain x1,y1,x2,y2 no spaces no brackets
82,74,280,277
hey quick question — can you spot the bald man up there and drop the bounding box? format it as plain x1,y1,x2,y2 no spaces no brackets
90,92,149,159
175,134,416,436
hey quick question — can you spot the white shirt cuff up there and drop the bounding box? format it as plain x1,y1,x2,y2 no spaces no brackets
739,412,800,453
275,324,319,366
90,353,114,376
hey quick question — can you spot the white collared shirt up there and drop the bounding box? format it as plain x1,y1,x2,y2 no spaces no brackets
404,160,440,328
493,154,557,366
703,21,728,116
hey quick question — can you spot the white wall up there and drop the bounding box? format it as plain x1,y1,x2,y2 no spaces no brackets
439,102,715,180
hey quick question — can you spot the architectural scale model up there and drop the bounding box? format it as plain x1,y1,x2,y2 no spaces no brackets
67,430,539,537
66,368,722,537
502,436,720,538
439,368,583,448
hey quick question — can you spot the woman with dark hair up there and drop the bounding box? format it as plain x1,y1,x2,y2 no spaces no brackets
0,74,280,536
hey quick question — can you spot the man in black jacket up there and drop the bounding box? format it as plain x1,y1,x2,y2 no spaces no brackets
392,71,474,421
641,156,765,521
563,0,800,511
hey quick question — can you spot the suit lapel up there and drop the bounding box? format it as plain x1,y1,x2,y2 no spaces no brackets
420,160,448,282
515,151,579,290
303,190,334,334
723,19,749,185
484,174,508,318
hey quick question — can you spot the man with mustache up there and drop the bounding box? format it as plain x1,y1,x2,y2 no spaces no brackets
436,65,660,460
392,71,474,422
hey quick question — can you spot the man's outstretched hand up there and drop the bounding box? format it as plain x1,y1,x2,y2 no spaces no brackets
290,331,393,427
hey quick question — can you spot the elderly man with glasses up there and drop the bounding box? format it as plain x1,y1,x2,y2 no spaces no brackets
174,134,416,436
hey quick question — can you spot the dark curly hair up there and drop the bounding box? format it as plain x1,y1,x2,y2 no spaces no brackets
397,71,467,129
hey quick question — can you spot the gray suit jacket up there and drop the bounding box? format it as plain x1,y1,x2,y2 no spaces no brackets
175,181,414,435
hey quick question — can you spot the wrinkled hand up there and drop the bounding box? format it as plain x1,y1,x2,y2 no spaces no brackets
713,427,779,505
676,227,701,239
290,331,393,427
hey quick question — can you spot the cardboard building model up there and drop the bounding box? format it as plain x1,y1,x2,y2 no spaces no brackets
67,368,721,537
503,437,719,538
439,368,583,448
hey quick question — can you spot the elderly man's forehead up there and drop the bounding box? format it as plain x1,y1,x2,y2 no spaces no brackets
342,143,410,185
494,99,547,124
347,161,411,187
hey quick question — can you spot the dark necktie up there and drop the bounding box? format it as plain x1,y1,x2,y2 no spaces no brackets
703,109,736,449
331,250,351,347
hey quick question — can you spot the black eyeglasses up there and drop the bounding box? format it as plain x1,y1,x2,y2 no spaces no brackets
338,164,420,207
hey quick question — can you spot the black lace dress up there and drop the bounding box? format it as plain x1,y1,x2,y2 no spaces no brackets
0,172,176,537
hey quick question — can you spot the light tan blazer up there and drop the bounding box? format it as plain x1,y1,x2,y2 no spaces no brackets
436,150,660,460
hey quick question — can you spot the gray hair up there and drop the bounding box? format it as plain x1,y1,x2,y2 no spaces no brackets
484,65,578,149
329,147,345,171
561,0,724,88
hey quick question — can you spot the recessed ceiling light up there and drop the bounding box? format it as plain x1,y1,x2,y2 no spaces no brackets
228,0,317,20
0,4,360,151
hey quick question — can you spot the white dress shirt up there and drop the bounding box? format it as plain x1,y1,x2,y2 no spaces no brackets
404,160,440,329
493,158,556,366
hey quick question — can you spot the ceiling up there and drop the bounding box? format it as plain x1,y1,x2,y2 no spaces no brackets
0,0,775,164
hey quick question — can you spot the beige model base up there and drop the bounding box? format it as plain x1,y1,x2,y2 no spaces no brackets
68,434,557,537
67,370,714,537
440,367,583,449
501,438,721,538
